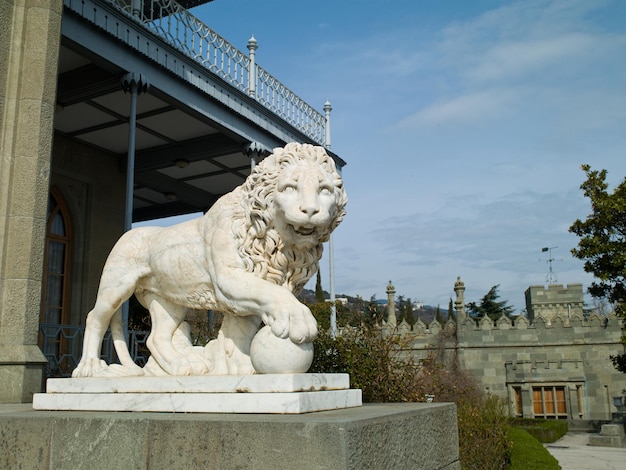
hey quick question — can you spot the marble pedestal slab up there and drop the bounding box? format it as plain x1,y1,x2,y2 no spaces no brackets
33,373,363,414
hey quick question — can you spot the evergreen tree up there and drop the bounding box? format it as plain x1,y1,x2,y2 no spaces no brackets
368,295,381,324
435,305,444,325
404,297,415,325
466,285,514,322
569,164,626,316
448,298,456,323
315,270,325,303
569,165,626,372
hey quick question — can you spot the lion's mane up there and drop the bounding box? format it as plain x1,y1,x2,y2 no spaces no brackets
232,143,347,294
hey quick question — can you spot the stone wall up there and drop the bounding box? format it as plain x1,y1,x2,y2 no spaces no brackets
391,312,626,422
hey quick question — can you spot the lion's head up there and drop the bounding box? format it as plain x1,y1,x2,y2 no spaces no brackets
234,143,347,294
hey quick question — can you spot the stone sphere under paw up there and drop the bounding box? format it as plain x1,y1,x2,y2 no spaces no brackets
250,325,314,374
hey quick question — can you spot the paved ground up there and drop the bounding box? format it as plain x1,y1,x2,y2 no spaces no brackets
545,433,626,470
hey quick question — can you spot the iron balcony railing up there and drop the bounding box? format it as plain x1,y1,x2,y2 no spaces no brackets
65,0,327,144
39,324,150,378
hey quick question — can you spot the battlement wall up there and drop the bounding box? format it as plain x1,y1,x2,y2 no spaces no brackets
386,312,622,347
457,312,623,346
387,313,626,420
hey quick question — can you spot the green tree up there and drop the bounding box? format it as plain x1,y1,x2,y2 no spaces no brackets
435,305,444,325
314,270,325,303
569,164,626,316
466,285,514,322
368,295,383,325
404,297,415,325
448,298,456,323
569,165,626,373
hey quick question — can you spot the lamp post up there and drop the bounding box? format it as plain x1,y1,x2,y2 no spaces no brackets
120,72,149,337
324,101,337,339
612,394,626,426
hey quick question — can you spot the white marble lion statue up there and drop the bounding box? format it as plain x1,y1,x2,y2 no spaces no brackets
73,142,347,377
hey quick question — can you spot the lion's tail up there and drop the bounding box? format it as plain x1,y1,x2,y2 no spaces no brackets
109,308,141,371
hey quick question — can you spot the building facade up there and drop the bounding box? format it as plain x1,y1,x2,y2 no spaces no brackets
1,0,343,403
388,278,626,422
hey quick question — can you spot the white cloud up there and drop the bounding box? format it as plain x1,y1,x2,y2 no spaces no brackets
393,0,626,132
465,33,600,83
398,89,521,128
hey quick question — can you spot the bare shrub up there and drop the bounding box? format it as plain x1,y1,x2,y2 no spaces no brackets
311,326,422,402
312,326,512,468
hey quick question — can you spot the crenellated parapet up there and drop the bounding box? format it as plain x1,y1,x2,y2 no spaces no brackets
457,311,619,330
381,318,457,338
453,312,624,352
377,279,626,422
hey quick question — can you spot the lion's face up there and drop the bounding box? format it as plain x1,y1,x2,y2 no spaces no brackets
272,161,341,248
236,142,347,291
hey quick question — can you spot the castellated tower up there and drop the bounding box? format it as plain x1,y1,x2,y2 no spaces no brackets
524,284,584,324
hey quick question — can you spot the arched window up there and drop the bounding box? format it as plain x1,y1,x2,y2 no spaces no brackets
40,188,72,326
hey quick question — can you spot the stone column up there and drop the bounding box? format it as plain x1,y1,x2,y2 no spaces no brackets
454,276,466,321
0,0,62,403
521,385,534,418
247,35,257,98
386,281,397,328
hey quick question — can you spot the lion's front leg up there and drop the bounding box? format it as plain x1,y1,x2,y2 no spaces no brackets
215,272,318,344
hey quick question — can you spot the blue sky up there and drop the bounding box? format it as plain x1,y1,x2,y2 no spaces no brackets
187,0,626,312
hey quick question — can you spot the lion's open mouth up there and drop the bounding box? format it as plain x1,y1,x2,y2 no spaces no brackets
292,225,316,236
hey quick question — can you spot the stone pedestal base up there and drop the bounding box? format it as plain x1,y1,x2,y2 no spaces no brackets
33,374,362,414
589,423,626,447
0,402,460,469
0,345,47,403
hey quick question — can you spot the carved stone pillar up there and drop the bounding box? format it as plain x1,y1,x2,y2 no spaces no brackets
0,0,62,402
386,281,397,328
454,276,466,321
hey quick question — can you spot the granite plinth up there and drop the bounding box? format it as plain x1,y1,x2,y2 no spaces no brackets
0,403,460,470
33,373,362,414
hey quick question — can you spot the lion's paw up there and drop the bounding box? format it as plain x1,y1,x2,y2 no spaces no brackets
264,302,317,344
72,358,108,378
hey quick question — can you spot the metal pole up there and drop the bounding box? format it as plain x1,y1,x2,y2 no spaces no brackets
121,72,149,337
324,101,337,338
125,88,138,232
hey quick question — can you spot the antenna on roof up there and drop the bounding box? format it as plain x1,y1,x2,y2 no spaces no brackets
540,246,560,285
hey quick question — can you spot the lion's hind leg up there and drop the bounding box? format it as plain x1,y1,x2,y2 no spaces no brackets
143,293,211,375
204,315,261,375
